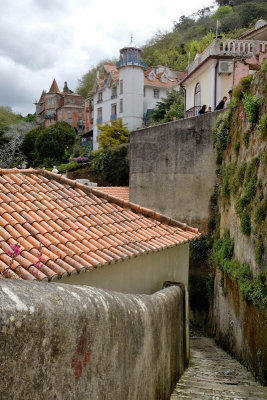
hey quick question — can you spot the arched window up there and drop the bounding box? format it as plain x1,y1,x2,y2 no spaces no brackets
194,83,201,113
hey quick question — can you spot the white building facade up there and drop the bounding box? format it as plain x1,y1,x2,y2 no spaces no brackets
91,38,183,150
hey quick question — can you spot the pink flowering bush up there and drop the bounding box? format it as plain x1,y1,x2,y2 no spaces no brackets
8,243,21,258
74,157,89,163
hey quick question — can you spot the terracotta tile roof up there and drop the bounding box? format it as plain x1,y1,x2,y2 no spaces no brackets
0,169,199,282
48,79,60,94
144,69,184,89
95,187,129,201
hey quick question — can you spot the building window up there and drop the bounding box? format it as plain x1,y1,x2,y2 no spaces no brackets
120,80,123,94
78,109,82,114
97,107,102,124
47,98,54,105
111,103,117,120
68,109,72,114
154,89,159,98
143,88,146,97
194,82,201,112
97,107,102,118
97,92,103,103
119,99,123,113
68,118,73,124
111,86,117,98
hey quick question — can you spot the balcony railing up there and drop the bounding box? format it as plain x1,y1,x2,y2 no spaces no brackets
186,39,267,76
44,113,56,119
111,94,117,99
96,117,102,124
116,60,147,68
110,114,117,121
97,99,103,104
184,106,201,118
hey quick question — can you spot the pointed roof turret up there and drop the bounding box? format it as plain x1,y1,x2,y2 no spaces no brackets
48,78,60,94
38,90,45,104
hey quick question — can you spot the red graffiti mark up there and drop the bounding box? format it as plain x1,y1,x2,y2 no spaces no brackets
71,335,90,379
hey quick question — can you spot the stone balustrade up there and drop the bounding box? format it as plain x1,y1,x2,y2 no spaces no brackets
187,39,267,76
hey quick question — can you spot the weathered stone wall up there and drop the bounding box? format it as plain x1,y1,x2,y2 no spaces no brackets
213,69,267,384
0,280,186,400
130,111,223,232
214,270,267,384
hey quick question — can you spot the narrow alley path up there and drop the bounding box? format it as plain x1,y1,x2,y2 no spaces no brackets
171,336,267,400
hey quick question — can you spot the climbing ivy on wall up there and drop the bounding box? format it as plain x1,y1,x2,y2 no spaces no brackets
210,69,267,311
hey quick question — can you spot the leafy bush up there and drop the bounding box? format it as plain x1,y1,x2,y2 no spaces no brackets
241,210,251,235
213,112,230,164
243,93,261,124
190,235,211,262
213,234,234,266
254,200,266,224
233,74,253,99
243,130,250,148
257,113,267,141
260,58,267,73
91,143,129,186
20,125,45,165
255,239,264,266
74,157,89,163
96,118,129,152
57,161,79,173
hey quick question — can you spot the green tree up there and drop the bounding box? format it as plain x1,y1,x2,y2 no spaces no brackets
152,89,184,122
35,122,76,167
92,144,129,186
0,106,22,133
76,67,97,98
77,58,118,98
21,125,45,166
96,118,130,152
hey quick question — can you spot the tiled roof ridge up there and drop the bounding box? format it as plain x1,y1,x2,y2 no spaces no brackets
0,168,198,234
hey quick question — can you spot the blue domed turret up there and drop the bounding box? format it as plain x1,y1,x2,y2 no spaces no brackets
117,35,146,68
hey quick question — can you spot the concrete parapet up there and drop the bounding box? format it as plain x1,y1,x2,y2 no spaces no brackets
0,280,186,400
130,111,223,232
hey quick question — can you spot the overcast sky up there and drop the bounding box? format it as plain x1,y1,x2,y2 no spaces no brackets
0,0,214,115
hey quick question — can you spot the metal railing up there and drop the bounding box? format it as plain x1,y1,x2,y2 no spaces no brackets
96,117,102,124
110,114,117,121
116,60,147,68
44,113,56,119
186,39,267,76
184,106,201,118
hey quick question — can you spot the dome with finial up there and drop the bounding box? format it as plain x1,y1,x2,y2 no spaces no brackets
120,33,141,51
117,34,146,68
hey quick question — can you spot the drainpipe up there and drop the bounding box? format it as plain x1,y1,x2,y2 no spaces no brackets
181,86,186,117
214,59,218,109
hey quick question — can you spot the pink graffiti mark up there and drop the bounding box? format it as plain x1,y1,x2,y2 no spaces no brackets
71,335,90,378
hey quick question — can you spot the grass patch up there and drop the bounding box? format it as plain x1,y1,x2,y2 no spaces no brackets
233,74,253,99
243,93,261,124
213,236,267,310
257,113,267,141
241,210,251,236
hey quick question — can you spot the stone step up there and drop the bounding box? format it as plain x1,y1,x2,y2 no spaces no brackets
170,336,266,400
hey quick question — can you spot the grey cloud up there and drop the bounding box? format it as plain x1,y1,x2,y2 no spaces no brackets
0,20,74,70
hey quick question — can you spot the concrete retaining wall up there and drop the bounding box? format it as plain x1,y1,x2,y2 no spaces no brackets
0,280,186,400
130,111,222,232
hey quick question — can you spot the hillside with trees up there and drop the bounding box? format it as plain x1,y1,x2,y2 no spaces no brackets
76,0,267,98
